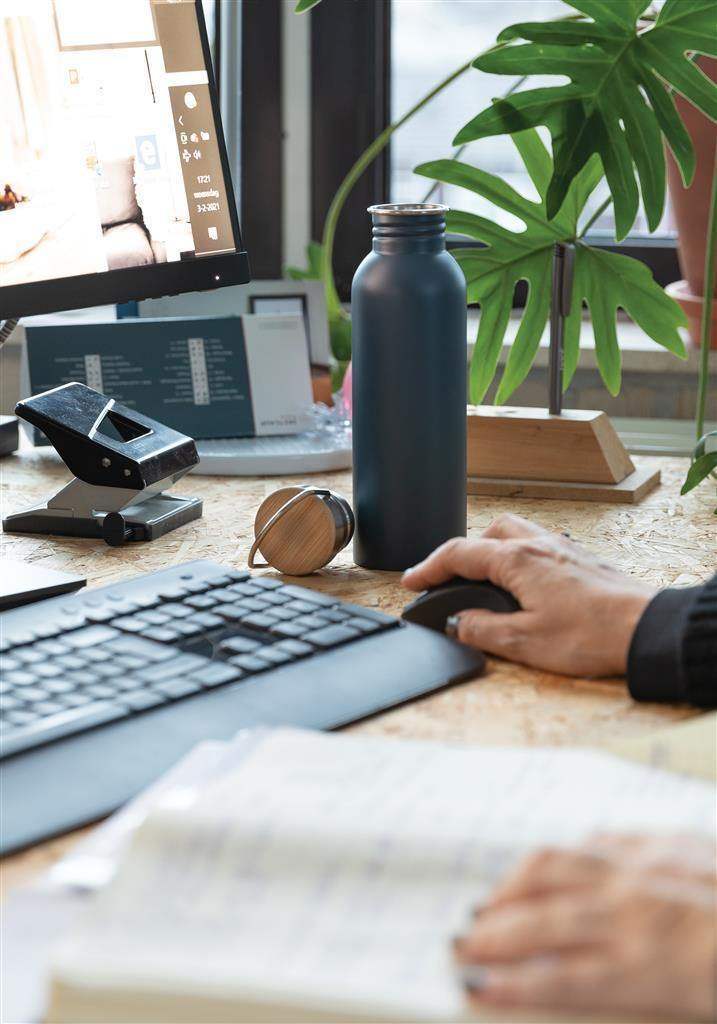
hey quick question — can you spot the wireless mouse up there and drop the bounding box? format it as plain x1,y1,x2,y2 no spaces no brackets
402,577,521,633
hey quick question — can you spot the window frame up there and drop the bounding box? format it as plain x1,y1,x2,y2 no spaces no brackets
310,0,679,302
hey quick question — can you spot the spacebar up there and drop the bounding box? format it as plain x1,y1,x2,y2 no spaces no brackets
0,702,129,759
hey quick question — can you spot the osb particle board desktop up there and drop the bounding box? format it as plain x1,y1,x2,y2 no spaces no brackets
1,444,715,893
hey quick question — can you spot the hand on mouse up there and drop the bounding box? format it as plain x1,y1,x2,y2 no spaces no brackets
452,834,717,1021
401,514,655,676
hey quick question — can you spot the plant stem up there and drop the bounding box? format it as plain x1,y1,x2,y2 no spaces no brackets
579,195,613,238
695,139,717,442
320,57,476,318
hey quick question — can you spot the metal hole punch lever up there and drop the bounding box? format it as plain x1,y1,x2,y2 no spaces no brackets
2,382,203,546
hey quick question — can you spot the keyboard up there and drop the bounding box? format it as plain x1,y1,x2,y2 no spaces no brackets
0,561,484,853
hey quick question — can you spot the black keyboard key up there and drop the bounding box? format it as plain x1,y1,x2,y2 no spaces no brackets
241,613,279,631
274,639,314,657
64,625,120,648
140,627,182,643
43,679,75,695
322,608,352,623
193,663,243,688
346,617,381,634
113,655,145,671
153,678,201,700
114,616,147,633
157,603,193,620
113,676,147,692
30,662,64,679
185,612,224,630
269,622,307,639
157,585,191,600
120,690,166,712
257,647,294,666
285,599,319,615
256,591,290,606
0,702,129,758
84,683,122,700
178,579,212,594
56,692,93,709
251,577,283,590
83,647,114,663
14,647,45,665
172,620,205,638
17,687,51,704
219,636,261,656
238,597,271,613
269,607,300,622
206,575,234,588
185,594,220,610
56,654,88,671
214,603,247,622
303,625,360,648
226,570,250,583
292,614,330,631
132,594,162,609
280,586,336,607
227,582,255,598
105,636,177,662
136,654,207,684
229,654,270,673
5,671,37,688
33,701,66,717
85,608,117,623
34,640,70,657
207,588,236,603
137,610,172,626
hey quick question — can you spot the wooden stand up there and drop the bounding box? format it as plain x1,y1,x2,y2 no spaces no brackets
466,406,660,504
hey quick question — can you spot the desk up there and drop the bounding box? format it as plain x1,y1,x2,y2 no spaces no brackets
1,447,714,894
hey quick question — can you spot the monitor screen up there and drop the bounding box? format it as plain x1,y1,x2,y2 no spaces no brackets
0,0,248,319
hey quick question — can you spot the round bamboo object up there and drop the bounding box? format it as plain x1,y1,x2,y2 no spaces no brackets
253,486,339,575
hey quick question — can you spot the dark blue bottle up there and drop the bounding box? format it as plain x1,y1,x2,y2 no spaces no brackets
351,204,467,570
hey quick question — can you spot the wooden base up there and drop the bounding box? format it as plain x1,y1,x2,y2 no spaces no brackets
468,464,661,504
466,406,660,503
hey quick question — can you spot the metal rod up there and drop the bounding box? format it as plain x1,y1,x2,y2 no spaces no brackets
548,244,565,416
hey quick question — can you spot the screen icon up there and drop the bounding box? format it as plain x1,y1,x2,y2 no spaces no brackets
208,226,218,240
184,91,198,109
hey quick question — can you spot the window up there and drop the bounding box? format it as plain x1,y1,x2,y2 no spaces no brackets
390,0,677,240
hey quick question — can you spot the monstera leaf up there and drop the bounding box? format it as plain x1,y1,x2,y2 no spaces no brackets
455,0,717,239
295,0,322,11
415,128,687,404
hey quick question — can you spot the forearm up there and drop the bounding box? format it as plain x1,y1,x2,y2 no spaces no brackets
628,575,717,707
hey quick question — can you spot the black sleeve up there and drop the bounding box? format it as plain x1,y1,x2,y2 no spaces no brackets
627,574,717,708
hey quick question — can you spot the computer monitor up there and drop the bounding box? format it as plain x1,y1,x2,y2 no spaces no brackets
0,0,249,322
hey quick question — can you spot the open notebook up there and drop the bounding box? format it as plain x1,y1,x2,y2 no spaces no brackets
48,728,715,1024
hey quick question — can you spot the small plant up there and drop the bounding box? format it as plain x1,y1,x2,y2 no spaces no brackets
295,0,716,503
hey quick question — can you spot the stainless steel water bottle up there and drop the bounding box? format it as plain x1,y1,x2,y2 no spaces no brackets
351,203,467,570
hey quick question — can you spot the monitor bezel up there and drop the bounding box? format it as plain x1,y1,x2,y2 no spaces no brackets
0,0,250,322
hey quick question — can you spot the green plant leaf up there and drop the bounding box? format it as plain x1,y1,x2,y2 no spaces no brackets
294,0,322,12
458,2,717,239
415,129,687,403
285,240,324,280
681,451,717,494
